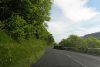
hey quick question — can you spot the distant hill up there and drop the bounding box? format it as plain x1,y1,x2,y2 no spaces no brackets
83,32,100,39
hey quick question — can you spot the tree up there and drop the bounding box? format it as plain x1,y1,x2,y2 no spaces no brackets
59,35,88,52
0,0,54,43
62,35,83,47
2,15,27,41
0,0,52,22
85,37,100,48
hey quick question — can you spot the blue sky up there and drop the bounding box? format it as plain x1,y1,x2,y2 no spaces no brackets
87,0,100,11
47,0,100,43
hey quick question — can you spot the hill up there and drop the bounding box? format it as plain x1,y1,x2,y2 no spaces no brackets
83,32,100,39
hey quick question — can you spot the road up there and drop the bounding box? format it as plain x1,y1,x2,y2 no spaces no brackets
31,49,100,67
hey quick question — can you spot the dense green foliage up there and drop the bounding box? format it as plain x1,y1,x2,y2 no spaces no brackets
59,35,100,53
0,0,54,67
59,35,87,52
0,31,47,67
0,0,54,44
85,37,100,48
0,0,51,21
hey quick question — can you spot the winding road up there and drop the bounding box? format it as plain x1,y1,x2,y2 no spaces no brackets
32,49,100,67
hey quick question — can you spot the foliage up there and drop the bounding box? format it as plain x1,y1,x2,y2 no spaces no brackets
0,31,12,44
2,15,27,41
53,43,61,49
59,35,87,51
0,31,46,67
59,35,100,53
0,0,54,44
0,0,54,67
0,0,51,22
84,36,100,48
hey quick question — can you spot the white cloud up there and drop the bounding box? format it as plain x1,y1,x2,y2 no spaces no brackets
47,21,71,42
47,15,100,43
76,27,100,37
47,0,100,43
54,0,99,22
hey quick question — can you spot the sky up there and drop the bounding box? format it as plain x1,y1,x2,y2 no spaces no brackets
47,0,100,43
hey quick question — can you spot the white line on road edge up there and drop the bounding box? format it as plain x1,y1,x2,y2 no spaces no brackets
64,54,87,67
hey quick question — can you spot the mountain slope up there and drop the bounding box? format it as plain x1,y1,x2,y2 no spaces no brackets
83,32,100,39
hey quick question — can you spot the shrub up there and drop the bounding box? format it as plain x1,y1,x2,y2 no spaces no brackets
0,31,46,67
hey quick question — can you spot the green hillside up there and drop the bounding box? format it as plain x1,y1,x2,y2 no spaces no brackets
0,0,54,67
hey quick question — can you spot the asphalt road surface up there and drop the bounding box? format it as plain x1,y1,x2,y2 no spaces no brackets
31,49,100,67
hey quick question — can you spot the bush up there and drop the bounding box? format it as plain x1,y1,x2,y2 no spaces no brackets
0,0,54,67
2,15,27,41
59,35,88,52
0,31,12,43
59,35,100,55
0,31,46,67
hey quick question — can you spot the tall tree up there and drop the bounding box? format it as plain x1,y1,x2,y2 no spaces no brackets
0,0,54,43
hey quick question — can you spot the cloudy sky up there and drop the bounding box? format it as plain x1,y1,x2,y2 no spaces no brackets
47,0,100,43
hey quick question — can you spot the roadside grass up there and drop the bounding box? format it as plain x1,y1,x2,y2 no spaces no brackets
53,45,100,56
86,49,100,55
0,31,46,67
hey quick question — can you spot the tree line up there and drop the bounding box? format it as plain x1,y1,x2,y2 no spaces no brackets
55,35,100,54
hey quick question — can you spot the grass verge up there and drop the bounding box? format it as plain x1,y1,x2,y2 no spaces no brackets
0,31,47,67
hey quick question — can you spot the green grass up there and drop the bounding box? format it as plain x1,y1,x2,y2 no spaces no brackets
0,31,47,67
